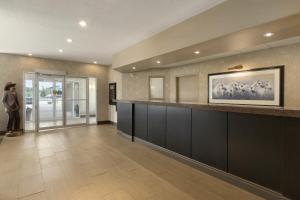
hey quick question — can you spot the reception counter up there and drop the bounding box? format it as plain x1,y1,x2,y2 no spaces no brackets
116,100,300,200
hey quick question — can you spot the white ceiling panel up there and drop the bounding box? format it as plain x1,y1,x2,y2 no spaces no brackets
0,0,224,64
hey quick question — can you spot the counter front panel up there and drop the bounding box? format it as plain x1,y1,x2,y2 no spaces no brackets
117,100,300,200
134,104,148,140
166,106,192,157
148,105,166,147
228,113,284,192
192,109,228,171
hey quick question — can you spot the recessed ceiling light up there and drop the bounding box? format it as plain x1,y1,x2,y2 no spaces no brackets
79,20,87,28
28,53,32,56
93,61,98,64
156,60,161,64
264,32,274,37
66,38,72,43
194,50,200,55
132,66,136,70
58,49,63,53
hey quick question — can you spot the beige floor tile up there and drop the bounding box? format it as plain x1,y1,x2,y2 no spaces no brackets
18,174,44,198
104,190,135,200
19,192,47,200
0,159,20,175
0,184,18,200
0,125,263,200
44,181,72,200
42,166,64,182
40,156,59,169
38,148,55,158
0,170,19,188
19,163,41,178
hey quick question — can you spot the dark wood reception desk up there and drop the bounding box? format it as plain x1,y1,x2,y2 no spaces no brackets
117,100,300,200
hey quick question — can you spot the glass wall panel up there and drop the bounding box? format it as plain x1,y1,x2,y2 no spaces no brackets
89,77,97,124
66,77,87,125
24,73,36,131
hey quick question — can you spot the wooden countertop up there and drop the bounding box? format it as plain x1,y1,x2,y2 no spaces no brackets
117,99,300,118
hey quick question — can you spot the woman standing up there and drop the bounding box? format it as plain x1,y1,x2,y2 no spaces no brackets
2,82,21,136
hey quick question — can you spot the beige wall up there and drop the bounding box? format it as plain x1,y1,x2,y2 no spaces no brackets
108,69,122,123
121,42,300,108
0,53,109,131
122,69,170,101
177,75,199,102
113,0,300,68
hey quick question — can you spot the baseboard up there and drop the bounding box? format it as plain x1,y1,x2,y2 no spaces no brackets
117,130,288,200
97,121,116,125
117,130,132,140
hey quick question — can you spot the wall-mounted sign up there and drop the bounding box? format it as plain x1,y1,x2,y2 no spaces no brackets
208,66,284,106
109,83,117,105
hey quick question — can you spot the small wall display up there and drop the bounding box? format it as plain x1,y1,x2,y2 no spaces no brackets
208,66,284,106
109,82,117,105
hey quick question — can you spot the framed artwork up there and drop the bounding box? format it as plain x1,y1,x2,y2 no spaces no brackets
149,76,165,100
208,66,284,106
109,82,117,105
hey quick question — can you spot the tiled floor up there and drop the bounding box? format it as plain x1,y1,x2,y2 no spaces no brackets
0,125,263,200
25,116,97,131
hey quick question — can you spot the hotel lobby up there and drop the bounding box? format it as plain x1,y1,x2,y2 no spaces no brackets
1,0,300,199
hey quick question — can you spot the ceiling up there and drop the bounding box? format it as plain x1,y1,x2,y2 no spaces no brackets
116,13,300,72
0,0,225,65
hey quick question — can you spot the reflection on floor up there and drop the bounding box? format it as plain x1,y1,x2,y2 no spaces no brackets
25,117,96,130
40,121,63,128
0,125,263,200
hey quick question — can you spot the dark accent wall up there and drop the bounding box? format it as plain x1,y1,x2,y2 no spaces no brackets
166,107,191,157
228,113,284,192
192,109,227,171
148,105,166,147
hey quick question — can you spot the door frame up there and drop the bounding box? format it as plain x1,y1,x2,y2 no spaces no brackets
23,72,98,132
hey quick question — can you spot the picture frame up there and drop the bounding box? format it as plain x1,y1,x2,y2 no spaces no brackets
109,82,117,105
149,76,165,100
208,66,284,106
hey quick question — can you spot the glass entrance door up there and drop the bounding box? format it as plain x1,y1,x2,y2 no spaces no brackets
23,72,97,132
38,75,64,129
65,77,87,125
